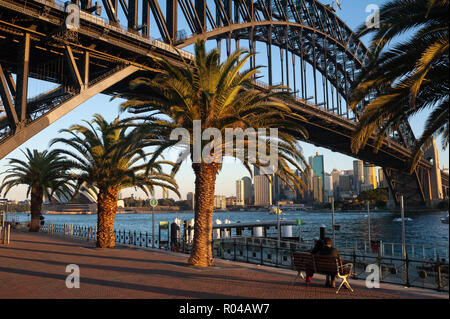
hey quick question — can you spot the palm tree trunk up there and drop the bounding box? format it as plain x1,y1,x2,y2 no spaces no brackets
96,189,118,248
188,163,220,267
29,186,43,232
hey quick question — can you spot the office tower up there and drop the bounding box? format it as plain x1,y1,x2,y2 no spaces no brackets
363,163,377,190
254,175,272,206
313,176,323,203
236,179,245,206
331,169,340,189
339,175,353,192
242,176,253,205
324,173,333,199
214,195,227,209
331,168,340,198
272,174,281,204
353,160,364,192
186,192,194,209
310,152,325,202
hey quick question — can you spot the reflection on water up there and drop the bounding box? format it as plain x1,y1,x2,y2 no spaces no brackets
8,210,449,247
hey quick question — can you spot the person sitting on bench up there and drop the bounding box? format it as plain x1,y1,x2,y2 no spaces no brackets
304,238,323,283
305,237,340,287
318,237,340,287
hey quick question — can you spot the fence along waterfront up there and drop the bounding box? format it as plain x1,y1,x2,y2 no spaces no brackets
22,220,448,292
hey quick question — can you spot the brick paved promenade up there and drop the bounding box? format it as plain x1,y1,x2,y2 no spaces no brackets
0,230,447,299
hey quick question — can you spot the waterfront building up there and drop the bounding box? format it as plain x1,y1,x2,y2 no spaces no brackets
226,196,236,206
254,175,272,206
331,169,340,190
361,184,375,192
235,179,245,206
242,176,253,205
309,152,325,202
313,175,323,203
364,163,377,190
324,173,333,199
186,192,194,209
214,195,227,210
353,160,364,192
339,174,353,192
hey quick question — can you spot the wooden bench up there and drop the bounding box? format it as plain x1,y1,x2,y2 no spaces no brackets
291,252,355,294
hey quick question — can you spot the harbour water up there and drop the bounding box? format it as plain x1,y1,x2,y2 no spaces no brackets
8,210,449,250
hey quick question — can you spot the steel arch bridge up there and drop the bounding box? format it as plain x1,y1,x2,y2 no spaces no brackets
0,0,447,206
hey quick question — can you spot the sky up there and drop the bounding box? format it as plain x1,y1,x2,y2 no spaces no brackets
0,0,448,201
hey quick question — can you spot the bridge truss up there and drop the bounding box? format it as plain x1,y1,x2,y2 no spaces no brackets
0,0,447,206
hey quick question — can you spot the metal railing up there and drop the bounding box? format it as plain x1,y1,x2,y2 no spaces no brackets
16,220,448,292
214,237,449,292
38,222,163,248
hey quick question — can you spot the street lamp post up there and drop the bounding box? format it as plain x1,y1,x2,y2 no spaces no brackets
331,196,335,246
367,201,371,244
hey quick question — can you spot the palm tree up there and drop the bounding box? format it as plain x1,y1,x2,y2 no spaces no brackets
0,149,73,231
120,40,309,267
50,114,179,248
350,0,448,172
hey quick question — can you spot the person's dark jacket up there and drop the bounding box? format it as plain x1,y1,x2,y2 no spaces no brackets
318,246,340,258
311,240,323,254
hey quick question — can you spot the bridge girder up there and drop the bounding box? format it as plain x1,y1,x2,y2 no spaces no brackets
0,0,444,207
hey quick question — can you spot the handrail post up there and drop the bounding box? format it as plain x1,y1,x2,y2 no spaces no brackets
436,255,442,291
405,253,410,287
260,240,263,265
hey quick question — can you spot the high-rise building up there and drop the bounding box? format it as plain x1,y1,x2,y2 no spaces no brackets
242,176,253,205
353,160,364,192
313,176,323,203
331,169,340,189
378,168,388,188
271,174,281,204
339,174,353,192
254,175,272,206
235,179,245,206
363,163,377,190
324,173,333,199
309,152,325,202
186,192,194,209
214,195,227,209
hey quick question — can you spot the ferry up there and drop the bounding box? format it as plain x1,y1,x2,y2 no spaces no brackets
269,206,283,215
441,214,449,224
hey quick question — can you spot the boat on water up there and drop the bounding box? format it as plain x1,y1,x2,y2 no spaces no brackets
441,214,449,224
393,217,413,222
269,206,283,215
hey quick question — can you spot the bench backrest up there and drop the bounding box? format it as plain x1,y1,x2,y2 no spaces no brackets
291,252,315,271
291,252,341,275
313,255,340,275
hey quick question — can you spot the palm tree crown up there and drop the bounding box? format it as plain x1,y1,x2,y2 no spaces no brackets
50,114,179,247
350,0,448,171
120,40,309,266
0,149,73,231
